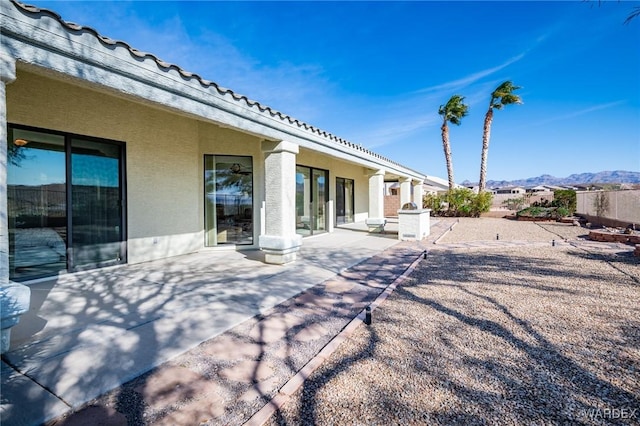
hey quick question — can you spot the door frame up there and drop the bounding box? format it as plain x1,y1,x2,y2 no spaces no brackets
295,165,329,236
7,123,127,279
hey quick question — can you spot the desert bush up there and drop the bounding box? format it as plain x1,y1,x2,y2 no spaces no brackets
427,188,492,217
517,206,551,218
517,206,569,220
472,191,493,217
553,189,576,214
423,193,445,215
532,199,551,208
502,196,526,211
592,191,610,217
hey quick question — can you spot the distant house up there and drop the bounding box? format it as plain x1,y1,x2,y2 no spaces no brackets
526,185,554,193
574,184,605,191
492,186,526,195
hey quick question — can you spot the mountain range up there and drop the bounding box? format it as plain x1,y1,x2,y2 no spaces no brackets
461,170,640,188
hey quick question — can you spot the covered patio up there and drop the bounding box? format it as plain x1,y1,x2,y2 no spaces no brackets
1,225,410,425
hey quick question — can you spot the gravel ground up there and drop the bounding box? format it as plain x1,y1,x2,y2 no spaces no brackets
268,220,639,425
440,217,590,243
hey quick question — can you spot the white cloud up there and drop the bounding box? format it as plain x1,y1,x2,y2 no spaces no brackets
413,53,526,95
526,101,626,127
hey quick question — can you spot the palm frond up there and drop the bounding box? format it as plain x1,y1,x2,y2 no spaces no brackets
501,94,523,105
439,94,469,125
624,6,640,24
490,81,523,109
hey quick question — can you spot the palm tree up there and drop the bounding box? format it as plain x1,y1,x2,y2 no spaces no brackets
438,95,469,192
478,81,522,193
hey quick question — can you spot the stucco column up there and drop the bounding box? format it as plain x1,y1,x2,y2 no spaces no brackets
413,180,424,208
1,53,30,354
259,140,302,264
0,53,15,289
400,177,412,208
365,169,386,230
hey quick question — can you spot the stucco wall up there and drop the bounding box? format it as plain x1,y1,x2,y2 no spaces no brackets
576,190,640,226
7,69,208,263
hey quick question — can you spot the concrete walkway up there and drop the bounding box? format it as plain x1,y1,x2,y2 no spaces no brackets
0,220,450,426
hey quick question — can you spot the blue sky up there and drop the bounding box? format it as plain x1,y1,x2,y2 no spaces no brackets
31,0,640,183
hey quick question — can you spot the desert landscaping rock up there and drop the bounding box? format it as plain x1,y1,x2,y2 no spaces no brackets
268,222,639,425
49,218,638,425
134,366,220,410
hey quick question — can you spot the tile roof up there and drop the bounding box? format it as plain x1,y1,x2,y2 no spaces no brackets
10,0,421,176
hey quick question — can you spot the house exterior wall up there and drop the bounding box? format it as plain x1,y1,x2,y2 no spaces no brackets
7,69,259,264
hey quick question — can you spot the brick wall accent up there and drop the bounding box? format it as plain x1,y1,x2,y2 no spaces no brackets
384,194,400,217
588,230,640,245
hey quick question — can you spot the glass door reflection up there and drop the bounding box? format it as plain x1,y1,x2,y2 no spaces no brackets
204,155,253,246
336,177,354,225
7,129,67,281
7,126,126,281
296,166,328,236
70,138,124,269
312,169,326,232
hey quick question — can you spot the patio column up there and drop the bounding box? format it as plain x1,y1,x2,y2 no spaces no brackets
400,177,412,207
0,53,30,354
413,179,424,208
259,140,302,264
365,169,386,231
0,53,15,290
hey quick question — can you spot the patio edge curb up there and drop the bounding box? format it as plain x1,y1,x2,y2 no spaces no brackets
433,218,458,244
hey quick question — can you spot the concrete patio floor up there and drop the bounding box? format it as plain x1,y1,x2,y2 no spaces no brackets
1,223,412,426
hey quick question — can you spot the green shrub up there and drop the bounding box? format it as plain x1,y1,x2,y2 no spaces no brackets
423,193,445,215
427,188,492,218
517,206,551,218
472,191,493,217
502,197,526,211
552,189,576,214
517,205,570,219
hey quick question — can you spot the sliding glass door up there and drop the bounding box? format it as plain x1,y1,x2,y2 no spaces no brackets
204,155,253,246
336,177,354,225
7,129,67,280
7,125,126,281
296,166,328,236
70,138,125,269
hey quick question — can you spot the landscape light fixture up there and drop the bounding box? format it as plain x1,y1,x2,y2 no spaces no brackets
364,306,372,325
